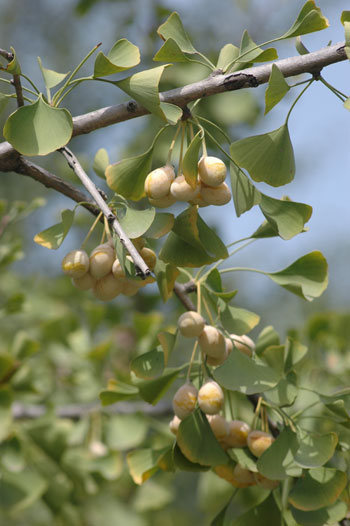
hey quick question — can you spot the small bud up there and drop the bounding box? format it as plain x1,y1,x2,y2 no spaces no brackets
62,249,89,278
198,380,224,415
198,156,227,187
172,382,198,420
93,273,123,301
177,311,205,338
198,325,226,359
200,182,232,206
247,430,274,458
144,165,175,199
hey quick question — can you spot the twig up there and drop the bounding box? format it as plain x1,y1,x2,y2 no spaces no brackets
59,146,150,278
0,47,24,107
247,393,280,437
173,281,196,311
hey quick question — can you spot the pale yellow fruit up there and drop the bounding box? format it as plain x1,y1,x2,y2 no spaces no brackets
214,463,255,488
132,237,146,251
198,380,224,415
170,175,200,202
247,430,274,458
198,156,227,187
62,249,89,278
148,194,177,208
144,165,175,199
198,325,226,359
254,472,280,489
201,182,232,206
90,246,115,279
225,337,233,354
172,382,198,420
112,258,126,279
189,192,210,207
206,345,228,366
93,273,123,301
136,275,156,288
169,415,181,436
207,414,229,443
177,311,205,338
72,272,96,291
231,334,255,357
139,247,157,271
121,279,141,296
224,420,251,448
232,464,256,487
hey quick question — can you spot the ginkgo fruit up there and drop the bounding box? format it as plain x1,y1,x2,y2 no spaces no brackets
254,472,280,489
224,420,251,448
89,244,115,279
177,311,205,338
139,247,157,271
207,414,229,443
148,194,177,208
92,273,123,301
247,430,274,458
198,325,226,359
231,334,255,357
62,249,89,278
144,165,175,199
198,380,224,415
169,415,181,436
72,272,96,290
200,182,232,206
170,175,200,201
172,382,198,420
198,156,227,187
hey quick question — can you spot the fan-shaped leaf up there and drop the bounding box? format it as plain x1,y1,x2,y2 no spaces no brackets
93,39,140,77
259,193,312,240
281,1,329,39
265,64,290,114
33,209,74,250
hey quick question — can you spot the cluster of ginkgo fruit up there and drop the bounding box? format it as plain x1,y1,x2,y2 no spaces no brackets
144,155,231,208
61,237,156,301
168,310,279,489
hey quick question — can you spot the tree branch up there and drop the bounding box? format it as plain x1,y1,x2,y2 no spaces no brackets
0,42,346,169
59,146,150,278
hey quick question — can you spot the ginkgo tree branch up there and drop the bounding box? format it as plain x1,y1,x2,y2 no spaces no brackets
0,42,346,169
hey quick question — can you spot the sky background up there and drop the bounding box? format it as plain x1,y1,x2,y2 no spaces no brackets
1,0,349,334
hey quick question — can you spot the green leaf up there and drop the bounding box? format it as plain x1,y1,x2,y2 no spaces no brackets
259,193,312,240
6,47,21,75
230,494,281,526
265,64,290,114
223,486,271,524
33,208,74,250
3,94,73,155
230,124,295,187
93,39,140,77
213,350,280,395
157,12,196,54
0,469,47,514
295,36,311,56
230,448,258,473
342,16,350,60
131,348,164,379
37,57,69,89
281,1,329,39
250,220,280,239
144,212,175,239
239,30,278,63
0,93,10,115
153,38,191,63
159,206,228,267
284,338,308,372
344,97,350,111
117,203,156,239
115,65,172,122
294,430,338,468
134,479,174,512
106,145,154,200
93,148,109,179
257,427,301,480
267,251,328,300
255,326,280,355
173,443,210,472
138,368,180,405
99,380,139,406
290,500,348,526
289,468,347,511
0,352,15,382
176,409,228,466
127,448,166,485
217,43,239,72
159,102,183,125
0,388,13,442
260,344,285,375
105,413,148,450
157,331,177,365
219,303,260,335
154,260,180,302
182,131,203,189
341,10,350,25
263,373,298,407
204,269,238,303
230,164,261,217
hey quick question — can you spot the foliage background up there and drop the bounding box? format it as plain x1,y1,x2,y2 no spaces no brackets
0,0,349,524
